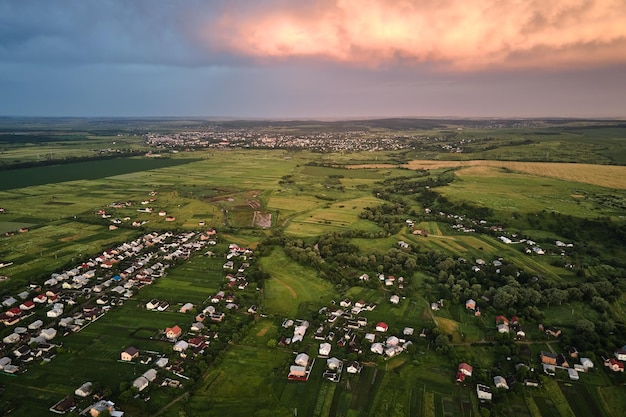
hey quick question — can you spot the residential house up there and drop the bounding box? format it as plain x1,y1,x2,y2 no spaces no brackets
190,322,205,332
19,301,35,311
49,396,76,415
319,342,332,357
493,376,509,390
614,346,626,361
540,351,557,365
142,368,158,382
465,299,476,310
371,343,384,355
173,340,189,352
339,298,352,307
179,302,194,313
375,322,388,332
605,358,624,372
75,382,93,397
133,376,150,392
347,361,362,374
121,346,139,361
545,327,561,337
580,357,594,369
496,323,510,333
458,363,473,377
476,384,492,401
295,353,310,367
165,325,182,339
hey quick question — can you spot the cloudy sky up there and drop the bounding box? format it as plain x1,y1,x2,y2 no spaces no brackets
1,0,625,118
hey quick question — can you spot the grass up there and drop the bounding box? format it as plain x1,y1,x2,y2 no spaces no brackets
403,160,626,190
187,344,293,417
260,247,335,316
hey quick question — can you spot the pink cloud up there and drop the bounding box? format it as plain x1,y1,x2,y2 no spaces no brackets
204,0,626,70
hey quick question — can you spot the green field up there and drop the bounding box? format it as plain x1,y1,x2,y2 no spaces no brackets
261,247,335,316
1,120,626,417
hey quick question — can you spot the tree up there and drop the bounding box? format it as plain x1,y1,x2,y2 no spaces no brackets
591,296,610,312
575,319,595,335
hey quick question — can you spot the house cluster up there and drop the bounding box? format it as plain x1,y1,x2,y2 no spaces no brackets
288,352,314,381
404,218,428,236
97,192,167,228
540,347,594,380
283,298,416,383
375,273,406,290
369,327,413,359
50,394,124,416
457,362,529,401
494,315,526,339
0,230,214,376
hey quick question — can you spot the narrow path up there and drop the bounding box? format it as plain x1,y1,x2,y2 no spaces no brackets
273,277,297,299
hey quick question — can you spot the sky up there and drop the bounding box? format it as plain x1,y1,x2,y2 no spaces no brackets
1,0,626,119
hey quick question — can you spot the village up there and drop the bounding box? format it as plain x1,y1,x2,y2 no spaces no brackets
0,223,262,415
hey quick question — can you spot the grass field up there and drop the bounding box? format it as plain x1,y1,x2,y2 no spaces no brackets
404,160,626,190
261,247,335,316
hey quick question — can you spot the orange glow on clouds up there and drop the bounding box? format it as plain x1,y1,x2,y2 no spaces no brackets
208,0,626,70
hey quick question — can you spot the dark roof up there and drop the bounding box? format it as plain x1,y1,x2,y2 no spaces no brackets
124,346,139,356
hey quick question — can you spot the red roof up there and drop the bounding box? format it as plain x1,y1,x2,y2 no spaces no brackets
166,325,182,337
458,363,473,374
376,322,388,330
495,315,509,324
7,307,22,316
188,336,204,347
20,301,35,309
456,371,466,382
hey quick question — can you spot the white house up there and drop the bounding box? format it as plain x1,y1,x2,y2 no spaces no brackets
40,328,57,340
615,347,626,361
319,342,332,357
75,382,93,397
0,357,11,370
190,322,205,332
581,357,594,369
326,357,342,370
179,302,194,313
371,343,384,355
173,340,188,352
2,333,19,344
295,353,310,367
133,376,149,392
347,361,362,374
389,295,400,304
477,384,492,400
493,376,509,390
142,369,158,382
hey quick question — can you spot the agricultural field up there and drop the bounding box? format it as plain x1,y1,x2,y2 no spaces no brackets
0,119,625,417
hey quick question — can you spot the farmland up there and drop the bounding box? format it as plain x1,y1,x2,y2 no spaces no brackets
0,118,625,417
